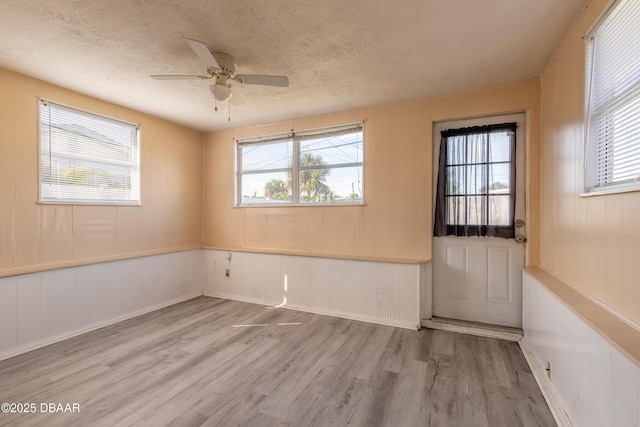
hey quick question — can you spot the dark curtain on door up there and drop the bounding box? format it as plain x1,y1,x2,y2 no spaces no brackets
433,123,517,239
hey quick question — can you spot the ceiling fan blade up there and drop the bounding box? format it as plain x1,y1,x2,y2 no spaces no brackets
184,37,221,69
236,74,289,87
151,74,211,80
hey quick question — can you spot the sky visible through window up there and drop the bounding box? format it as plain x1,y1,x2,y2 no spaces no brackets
39,99,140,204
444,130,513,227
240,129,363,203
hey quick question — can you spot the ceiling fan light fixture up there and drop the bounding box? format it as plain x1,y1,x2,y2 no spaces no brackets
209,83,232,102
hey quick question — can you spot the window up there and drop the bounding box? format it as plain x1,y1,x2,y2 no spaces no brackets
236,122,364,206
434,123,517,238
39,99,141,205
584,0,640,195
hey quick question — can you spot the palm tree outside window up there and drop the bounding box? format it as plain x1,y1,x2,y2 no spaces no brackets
236,123,364,206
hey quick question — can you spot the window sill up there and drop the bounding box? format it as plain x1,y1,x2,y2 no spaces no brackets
580,181,640,197
38,200,142,207
235,202,366,208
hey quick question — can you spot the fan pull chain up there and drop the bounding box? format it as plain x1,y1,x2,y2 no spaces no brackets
228,98,231,122
214,85,219,111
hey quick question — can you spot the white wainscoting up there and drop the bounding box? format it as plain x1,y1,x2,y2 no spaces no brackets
420,262,432,321
0,249,204,361
204,249,426,329
521,271,640,427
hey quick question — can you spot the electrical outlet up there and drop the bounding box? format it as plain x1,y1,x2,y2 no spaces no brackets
225,268,230,277
546,360,552,379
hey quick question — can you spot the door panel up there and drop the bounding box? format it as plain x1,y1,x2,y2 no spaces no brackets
434,236,524,327
444,246,468,298
487,247,511,303
432,114,525,328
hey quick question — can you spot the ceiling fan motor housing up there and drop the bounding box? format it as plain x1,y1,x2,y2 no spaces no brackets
211,52,237,76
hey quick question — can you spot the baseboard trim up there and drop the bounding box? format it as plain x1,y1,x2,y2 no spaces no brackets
203,292,419,330
0,292,202,362
421,318,522,342
519,337,573,427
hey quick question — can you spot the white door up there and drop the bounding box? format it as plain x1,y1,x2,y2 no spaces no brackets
432,114,526,328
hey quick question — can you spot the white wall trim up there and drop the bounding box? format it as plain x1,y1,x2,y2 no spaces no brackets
522,269,640,426
0,249,205,362
1,248,427,363
204,291,419,330
519,336,573,427
204,249,426,331
0,292,201,362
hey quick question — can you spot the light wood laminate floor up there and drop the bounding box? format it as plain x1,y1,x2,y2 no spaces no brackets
0,297,556,426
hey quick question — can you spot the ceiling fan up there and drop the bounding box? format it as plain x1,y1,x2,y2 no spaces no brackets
151,37,289,109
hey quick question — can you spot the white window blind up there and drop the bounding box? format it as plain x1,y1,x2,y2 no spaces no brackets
585,0,640,194
39,99,141,205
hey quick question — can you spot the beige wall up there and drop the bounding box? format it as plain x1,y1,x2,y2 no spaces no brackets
539,0,640,325
204,80,541,263
0,64,543,285
0,68,203,276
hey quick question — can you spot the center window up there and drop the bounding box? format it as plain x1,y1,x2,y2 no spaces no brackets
236,123,364,206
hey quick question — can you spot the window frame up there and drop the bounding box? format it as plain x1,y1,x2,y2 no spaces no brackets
433,122,518,239
582,0,640,197
235,122,364,207
38,98,142,206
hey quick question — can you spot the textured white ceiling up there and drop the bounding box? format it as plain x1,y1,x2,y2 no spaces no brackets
0,0,588,131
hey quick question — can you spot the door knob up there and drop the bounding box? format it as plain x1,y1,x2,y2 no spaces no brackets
515,219,526,227
515,234,527,243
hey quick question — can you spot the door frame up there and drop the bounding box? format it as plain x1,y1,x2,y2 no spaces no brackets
430,113,527,326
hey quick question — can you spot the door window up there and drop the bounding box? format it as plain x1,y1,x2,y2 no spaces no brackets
434,123,517,238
